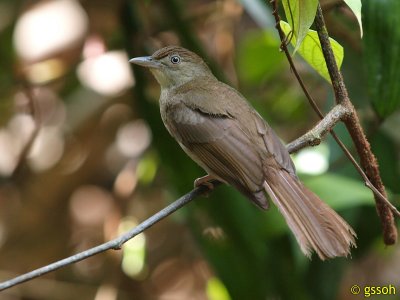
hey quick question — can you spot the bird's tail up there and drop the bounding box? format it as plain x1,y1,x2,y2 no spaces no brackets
264,170,356,260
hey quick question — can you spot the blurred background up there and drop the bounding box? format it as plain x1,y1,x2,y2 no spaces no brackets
0,0,399,299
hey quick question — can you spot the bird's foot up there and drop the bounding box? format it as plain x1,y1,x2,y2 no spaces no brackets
194,175,217,196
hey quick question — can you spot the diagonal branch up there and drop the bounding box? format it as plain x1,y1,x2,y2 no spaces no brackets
0,184,214,291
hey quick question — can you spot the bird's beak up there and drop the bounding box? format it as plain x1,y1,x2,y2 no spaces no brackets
129,56,161,68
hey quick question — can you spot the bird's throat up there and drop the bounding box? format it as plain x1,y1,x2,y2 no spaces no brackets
150,69,174,89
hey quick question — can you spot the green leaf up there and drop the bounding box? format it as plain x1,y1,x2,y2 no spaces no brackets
302,173,374,210
343,0,363,37
282,0,318,53
363,0,400,118
280,21,344,83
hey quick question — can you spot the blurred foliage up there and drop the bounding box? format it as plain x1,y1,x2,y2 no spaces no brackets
236,30,284,83
363,0,400,118
0,0,399,300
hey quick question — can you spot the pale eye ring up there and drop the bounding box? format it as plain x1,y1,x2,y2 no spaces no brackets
170,55,181,64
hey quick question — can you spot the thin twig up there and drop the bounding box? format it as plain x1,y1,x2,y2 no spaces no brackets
0,184,216,291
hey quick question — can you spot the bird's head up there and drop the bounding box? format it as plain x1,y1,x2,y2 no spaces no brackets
130,46,214,89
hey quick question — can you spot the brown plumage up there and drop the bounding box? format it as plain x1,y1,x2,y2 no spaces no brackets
130,46,356,260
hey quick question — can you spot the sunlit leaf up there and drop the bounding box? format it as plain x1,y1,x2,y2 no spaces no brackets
363,0,400,118
282,0,318,53
280,21,344,83
343,0,363,37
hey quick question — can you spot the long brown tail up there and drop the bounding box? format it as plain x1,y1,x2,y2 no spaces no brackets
263,170,356,260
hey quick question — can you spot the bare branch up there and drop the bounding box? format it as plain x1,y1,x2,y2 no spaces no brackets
0,183,215,291
286,104,349,153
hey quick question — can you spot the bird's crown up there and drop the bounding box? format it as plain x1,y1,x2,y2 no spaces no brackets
152,46,203,64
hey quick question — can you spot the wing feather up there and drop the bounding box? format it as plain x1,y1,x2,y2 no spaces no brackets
166,104,265,196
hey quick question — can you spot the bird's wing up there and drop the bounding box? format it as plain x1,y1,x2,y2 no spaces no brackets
174,80,296,176
251,111,297,176
165,103,267,203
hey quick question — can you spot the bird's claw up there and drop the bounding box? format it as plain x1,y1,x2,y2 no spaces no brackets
194,175,216,196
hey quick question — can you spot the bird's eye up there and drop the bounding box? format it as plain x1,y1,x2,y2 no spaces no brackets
170,55,181,64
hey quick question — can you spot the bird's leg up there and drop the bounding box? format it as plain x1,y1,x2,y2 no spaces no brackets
194,174,218,191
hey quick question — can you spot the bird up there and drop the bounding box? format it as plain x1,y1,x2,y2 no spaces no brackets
130,45,356,260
